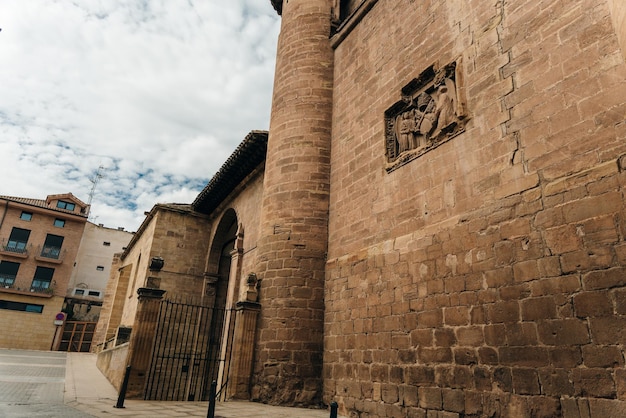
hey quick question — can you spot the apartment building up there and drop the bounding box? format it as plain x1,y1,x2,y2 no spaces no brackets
0,193,88,350
59,222,133,352
66,222,133,320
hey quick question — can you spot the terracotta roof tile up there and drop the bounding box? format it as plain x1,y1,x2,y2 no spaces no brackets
0,195,88,217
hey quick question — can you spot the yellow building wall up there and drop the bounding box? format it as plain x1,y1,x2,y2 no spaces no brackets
0,294,64,350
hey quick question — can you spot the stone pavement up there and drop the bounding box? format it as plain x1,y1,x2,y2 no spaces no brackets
0,349,93,417
0,348,342,417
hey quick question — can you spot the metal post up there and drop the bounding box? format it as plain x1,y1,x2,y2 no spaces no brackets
207,380,217,418
114,365,132,409
330,401,338,418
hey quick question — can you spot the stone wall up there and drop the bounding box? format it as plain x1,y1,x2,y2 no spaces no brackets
607,0,626,60
96,342,129,391
325,0,626,417
92,254,130,350
253,0,334,406
94,206,211,351
119,215,156,326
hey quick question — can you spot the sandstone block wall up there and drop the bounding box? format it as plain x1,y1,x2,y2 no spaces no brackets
253,0,334,405
150,209,211,279
118,214,157,326
325,0,626,416
92,254,130,349
222,170,264,280
96,342,129,390
607,0,626,59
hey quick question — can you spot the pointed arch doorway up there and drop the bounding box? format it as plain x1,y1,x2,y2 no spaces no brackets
203,209,244,399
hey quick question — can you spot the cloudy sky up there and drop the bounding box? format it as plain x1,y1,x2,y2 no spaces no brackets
0,0,280,231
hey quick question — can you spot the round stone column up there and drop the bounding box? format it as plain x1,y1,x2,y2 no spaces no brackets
253,0,334,405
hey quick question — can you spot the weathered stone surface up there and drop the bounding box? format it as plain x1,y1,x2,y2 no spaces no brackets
100,0,626,414
321,1,626,415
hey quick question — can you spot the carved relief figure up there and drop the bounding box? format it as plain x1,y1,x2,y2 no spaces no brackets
433,77,458,138
395,111,415,153
393,93,437,154
385,61,467,170
413,92,436,147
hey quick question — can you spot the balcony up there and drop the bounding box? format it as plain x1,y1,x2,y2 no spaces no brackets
34,245,65,264
30,285,54,295
0,240,29,259
0,274,16,289
0,279,53,298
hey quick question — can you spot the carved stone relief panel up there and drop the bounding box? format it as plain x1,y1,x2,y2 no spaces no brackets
384,60,468,172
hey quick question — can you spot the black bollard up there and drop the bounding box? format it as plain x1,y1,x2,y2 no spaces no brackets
114,365,132,409
330,401,338,418
206,380,217,418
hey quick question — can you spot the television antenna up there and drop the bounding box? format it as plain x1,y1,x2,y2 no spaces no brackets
88,165,105,207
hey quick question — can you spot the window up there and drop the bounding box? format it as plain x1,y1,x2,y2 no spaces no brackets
103,242,111,246
31,266,54,291
6,227,30,253
96,266,105,271
54,219,65,228
56,200,75,211
41,234,64,259
72,288,102,298
20,212,32,221
0,261,19,287
0,300,43,313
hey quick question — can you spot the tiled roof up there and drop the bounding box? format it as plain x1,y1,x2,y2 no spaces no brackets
0,196,47,208
270,0,282,15
192,130,268,214
0,194,88,217
120,131,267,259
154,203,195,213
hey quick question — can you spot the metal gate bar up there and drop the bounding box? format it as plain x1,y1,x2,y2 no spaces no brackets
144,297,234,401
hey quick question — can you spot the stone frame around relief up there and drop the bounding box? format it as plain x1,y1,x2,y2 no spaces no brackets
384,59,468,172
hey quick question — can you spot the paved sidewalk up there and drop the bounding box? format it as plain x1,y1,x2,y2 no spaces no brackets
65,352,340,417
0,349,94,417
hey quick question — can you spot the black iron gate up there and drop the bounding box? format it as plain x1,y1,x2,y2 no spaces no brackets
144,297,234,401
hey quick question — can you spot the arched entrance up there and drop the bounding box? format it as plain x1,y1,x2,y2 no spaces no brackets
203,209,243,398
143,209,243,401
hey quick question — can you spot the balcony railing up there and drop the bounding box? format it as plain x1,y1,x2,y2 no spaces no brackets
0,274,16,289
34,245,65,264
0,240,30,258
30,284,54,295
40,245,61,259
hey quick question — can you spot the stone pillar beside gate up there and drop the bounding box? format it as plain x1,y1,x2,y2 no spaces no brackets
226,300,261,399
225,273,261,400
125,287,166,398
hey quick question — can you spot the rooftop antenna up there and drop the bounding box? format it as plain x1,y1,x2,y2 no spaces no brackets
87,165,105,218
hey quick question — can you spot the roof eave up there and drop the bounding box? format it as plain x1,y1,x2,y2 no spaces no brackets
270,0,282,15
192,130,268,214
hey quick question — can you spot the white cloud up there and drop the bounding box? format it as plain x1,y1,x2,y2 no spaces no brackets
0,0,280,231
